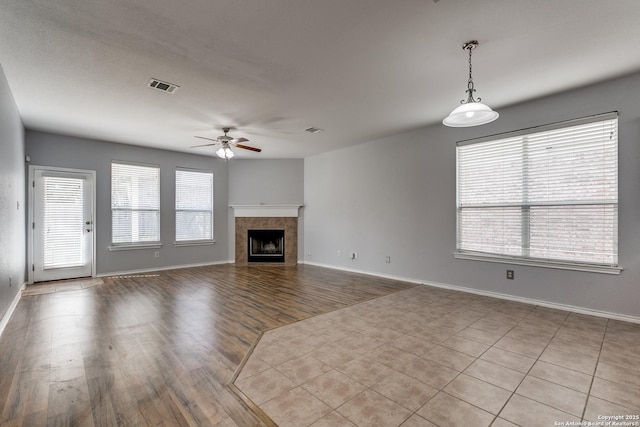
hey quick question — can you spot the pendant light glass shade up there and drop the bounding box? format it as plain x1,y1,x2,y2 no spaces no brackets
216,145,235,159
443,40,498,128
442,101,499,127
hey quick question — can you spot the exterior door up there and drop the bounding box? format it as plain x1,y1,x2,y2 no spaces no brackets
32,168,95,282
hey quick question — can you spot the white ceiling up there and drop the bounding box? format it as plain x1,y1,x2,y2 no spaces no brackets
2,0,640,158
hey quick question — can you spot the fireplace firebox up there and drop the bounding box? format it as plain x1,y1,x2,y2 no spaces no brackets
247,230,285,263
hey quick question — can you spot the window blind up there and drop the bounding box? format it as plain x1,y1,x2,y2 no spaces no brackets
175,169,213,242
43,176,85,268
111,162,160,245
456,113,618,267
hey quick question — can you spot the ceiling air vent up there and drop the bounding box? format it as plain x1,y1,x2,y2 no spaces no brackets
305,127,324,134
148,78,179,94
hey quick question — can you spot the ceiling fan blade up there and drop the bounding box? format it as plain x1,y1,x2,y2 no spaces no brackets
235,143,262,153
232,137,249,143
194,136,220,142
190,143,219,148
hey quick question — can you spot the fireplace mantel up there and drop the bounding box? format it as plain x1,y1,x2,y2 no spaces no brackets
230,205,302,218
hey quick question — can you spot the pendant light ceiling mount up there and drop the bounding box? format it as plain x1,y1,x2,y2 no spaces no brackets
443,40,499,128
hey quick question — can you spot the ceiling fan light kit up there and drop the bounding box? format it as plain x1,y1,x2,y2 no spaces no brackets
443,40,499,128
216,144,235,159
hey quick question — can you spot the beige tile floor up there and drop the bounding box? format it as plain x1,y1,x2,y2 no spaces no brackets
233,285,640,427
22,277,103,295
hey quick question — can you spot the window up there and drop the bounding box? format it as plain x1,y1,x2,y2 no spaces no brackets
456,113,618,271
111,162,160,246
175,169,213,242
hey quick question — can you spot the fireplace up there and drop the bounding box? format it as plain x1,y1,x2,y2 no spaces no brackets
231,205,302,266
248,230,285,263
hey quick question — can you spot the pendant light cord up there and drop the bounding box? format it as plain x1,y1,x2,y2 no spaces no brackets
463,44,480,104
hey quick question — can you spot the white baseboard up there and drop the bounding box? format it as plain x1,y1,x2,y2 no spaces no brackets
302,261,640,325
421,279,640,325
97,260,232,278
303,261,424,285
0,282,26,338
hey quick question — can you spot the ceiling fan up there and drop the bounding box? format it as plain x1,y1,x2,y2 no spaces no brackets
191,127,262,159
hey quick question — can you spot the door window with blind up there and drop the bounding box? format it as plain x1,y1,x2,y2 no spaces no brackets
42,175,86,268
111,162,160,247
455,112,618,272
32,168,94,282
175,169,214,243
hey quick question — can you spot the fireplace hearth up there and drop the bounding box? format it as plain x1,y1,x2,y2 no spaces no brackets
248,229,285,263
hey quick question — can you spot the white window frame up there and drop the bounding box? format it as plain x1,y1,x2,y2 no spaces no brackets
175,168,214,245
110,161,161,250
454,112,621,274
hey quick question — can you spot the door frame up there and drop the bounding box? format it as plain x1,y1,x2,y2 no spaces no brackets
28,165,97,284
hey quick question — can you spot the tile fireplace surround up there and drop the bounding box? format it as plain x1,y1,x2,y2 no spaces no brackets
232,205,301,266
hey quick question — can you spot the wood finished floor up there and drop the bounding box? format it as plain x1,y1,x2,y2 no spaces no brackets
0,264,415,426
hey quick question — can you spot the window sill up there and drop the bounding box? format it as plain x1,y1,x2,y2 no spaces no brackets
174,240,215,247
453,252,622,275
109,243,162,251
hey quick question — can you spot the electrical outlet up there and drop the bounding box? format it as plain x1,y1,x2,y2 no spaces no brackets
154,251,160,258
385,256,391,263
506,270,514,280
351,252,358,260
9,276,12,287
337,250,341,257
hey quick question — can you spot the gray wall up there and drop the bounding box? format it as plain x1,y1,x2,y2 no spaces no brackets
228,159,304,205
228,159,305,260
0,65,25,320
304,71,640,319
26,132,230,275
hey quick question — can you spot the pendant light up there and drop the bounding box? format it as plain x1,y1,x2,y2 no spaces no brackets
443,40,499,127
